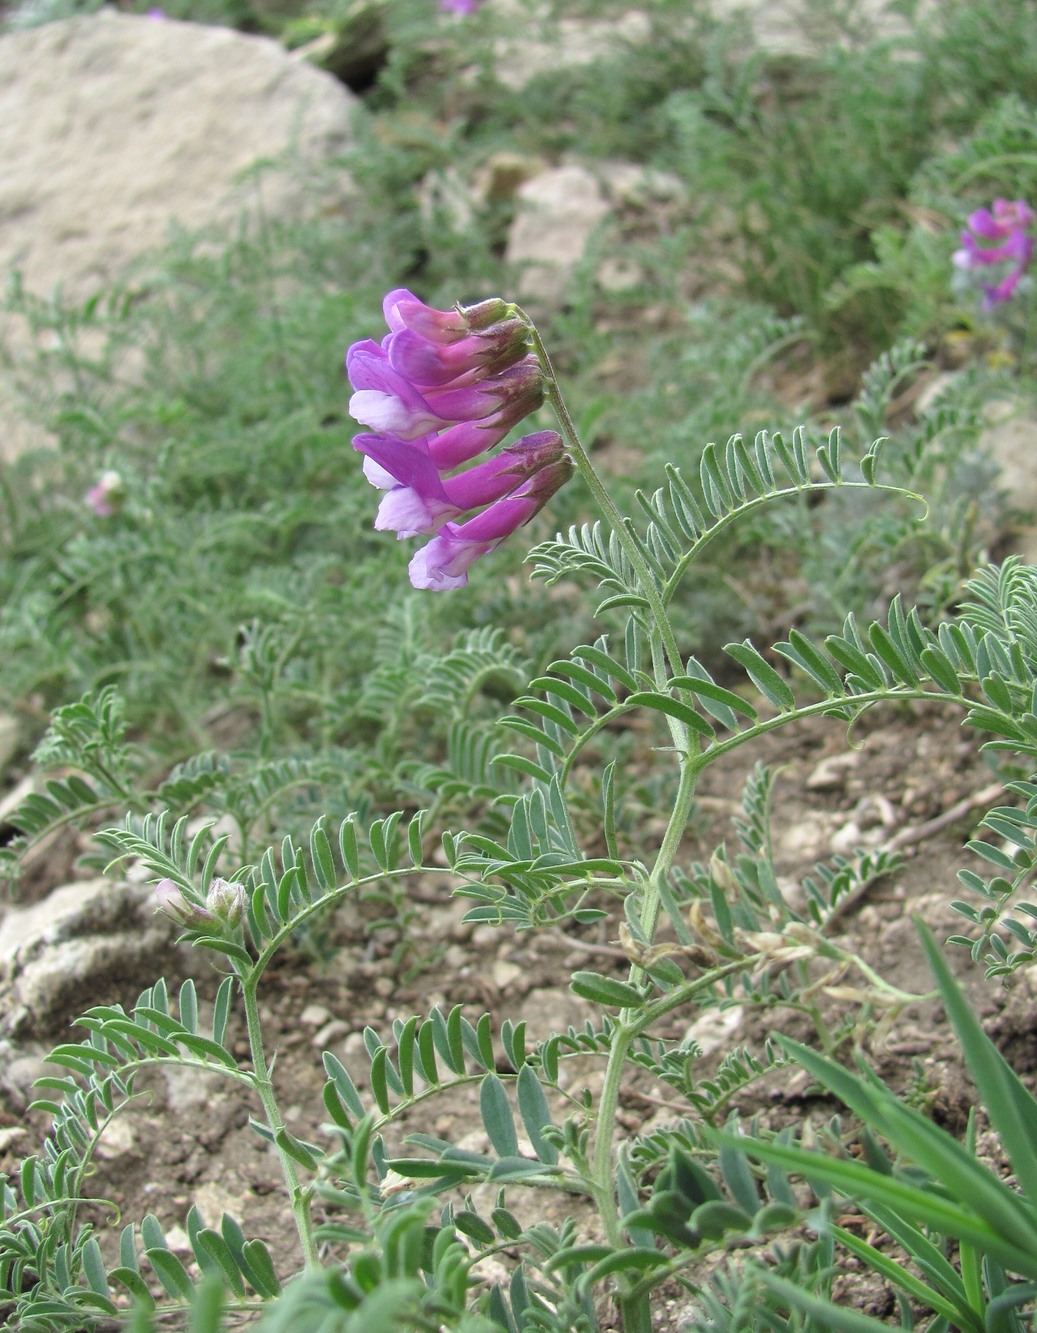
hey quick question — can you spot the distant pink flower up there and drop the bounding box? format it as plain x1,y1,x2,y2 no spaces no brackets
85,470,124,517
953,198,1034,308
440,0,483,13
345,290,571,589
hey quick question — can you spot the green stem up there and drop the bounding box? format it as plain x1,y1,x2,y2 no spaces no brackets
524,317,712,1330
526,321,685,688
240,971,319,1270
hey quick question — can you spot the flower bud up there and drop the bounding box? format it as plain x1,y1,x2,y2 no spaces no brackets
86,470,125,517
154,878,212,928
206,877,246,927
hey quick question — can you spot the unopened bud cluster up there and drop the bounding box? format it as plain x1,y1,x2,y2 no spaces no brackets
154,877,245,931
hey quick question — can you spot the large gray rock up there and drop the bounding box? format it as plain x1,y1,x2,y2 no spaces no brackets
0,878,175,1040
505,162,682,310
0,11,357,300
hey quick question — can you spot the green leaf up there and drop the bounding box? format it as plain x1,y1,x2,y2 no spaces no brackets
526,675,598,718
582,1247,668,1284
573,645,637,693
775,629,844,696
690,1199,752,1239
109,1266,154,1308
395,1016,418,1098
669,674,758,723
779,1035,1037,1254
480,1074,519,1159
323,1052,366,1120
446,1004,466,1074
453,1210,495,1247
487,1157,552,1182
240,1238,281,1297
918,921,1037,1208
919,646,964,696
511,695,581,735
339,816,360,880
712,1130,1037,1280
81,1237,110,1297
146,1246,195,1300
833,1223,977,1329
550,657,617,703
492,753,553,784
570,971,645,1009
868,623,919,686
626,691,716,739
309,821,337,892
193,1229,247,1298
517,1063,558,1166
724,642,796,711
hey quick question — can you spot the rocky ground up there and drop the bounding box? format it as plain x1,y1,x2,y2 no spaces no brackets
0,699,1019,1327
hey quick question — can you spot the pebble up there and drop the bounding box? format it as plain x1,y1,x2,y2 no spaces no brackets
94,1116,136,1161
491,960,523,992
806,752,859,791
299,1003,332,1027
312,1019,350,1048
682,1004,744,1057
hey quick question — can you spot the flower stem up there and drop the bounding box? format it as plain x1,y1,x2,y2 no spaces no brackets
525,321,686,687
240,971,319,1270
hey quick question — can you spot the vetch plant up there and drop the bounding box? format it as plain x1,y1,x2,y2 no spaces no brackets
953,198,1035,308
6,293,1037,1331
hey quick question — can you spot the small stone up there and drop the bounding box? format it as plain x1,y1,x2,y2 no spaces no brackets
0,878,174,1040
163,1225,191,1253
341,1032,367,1061
506,164,610,309
491,960,523,991
830,820,863,855
806,752,859,791
312,1019,350,1048
300,1003,332,1027
94,1116,136,1161
472,152,547,204
162,1065,228,1114
0,1126,27,1153
682,1004,744,1057
492,8,652,91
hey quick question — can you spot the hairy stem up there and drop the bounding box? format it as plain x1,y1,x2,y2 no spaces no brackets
526,320,685,688
240,971,319,1270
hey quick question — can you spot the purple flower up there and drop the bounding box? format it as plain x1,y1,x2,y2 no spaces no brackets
374,431,566,538
953,198,1034,308
346,290,571,590
409,455,574,590
440,0,484,13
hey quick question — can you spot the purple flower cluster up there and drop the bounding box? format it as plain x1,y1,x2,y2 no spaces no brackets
440,0,484,13
347,290,572,590
953,199,1034,308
